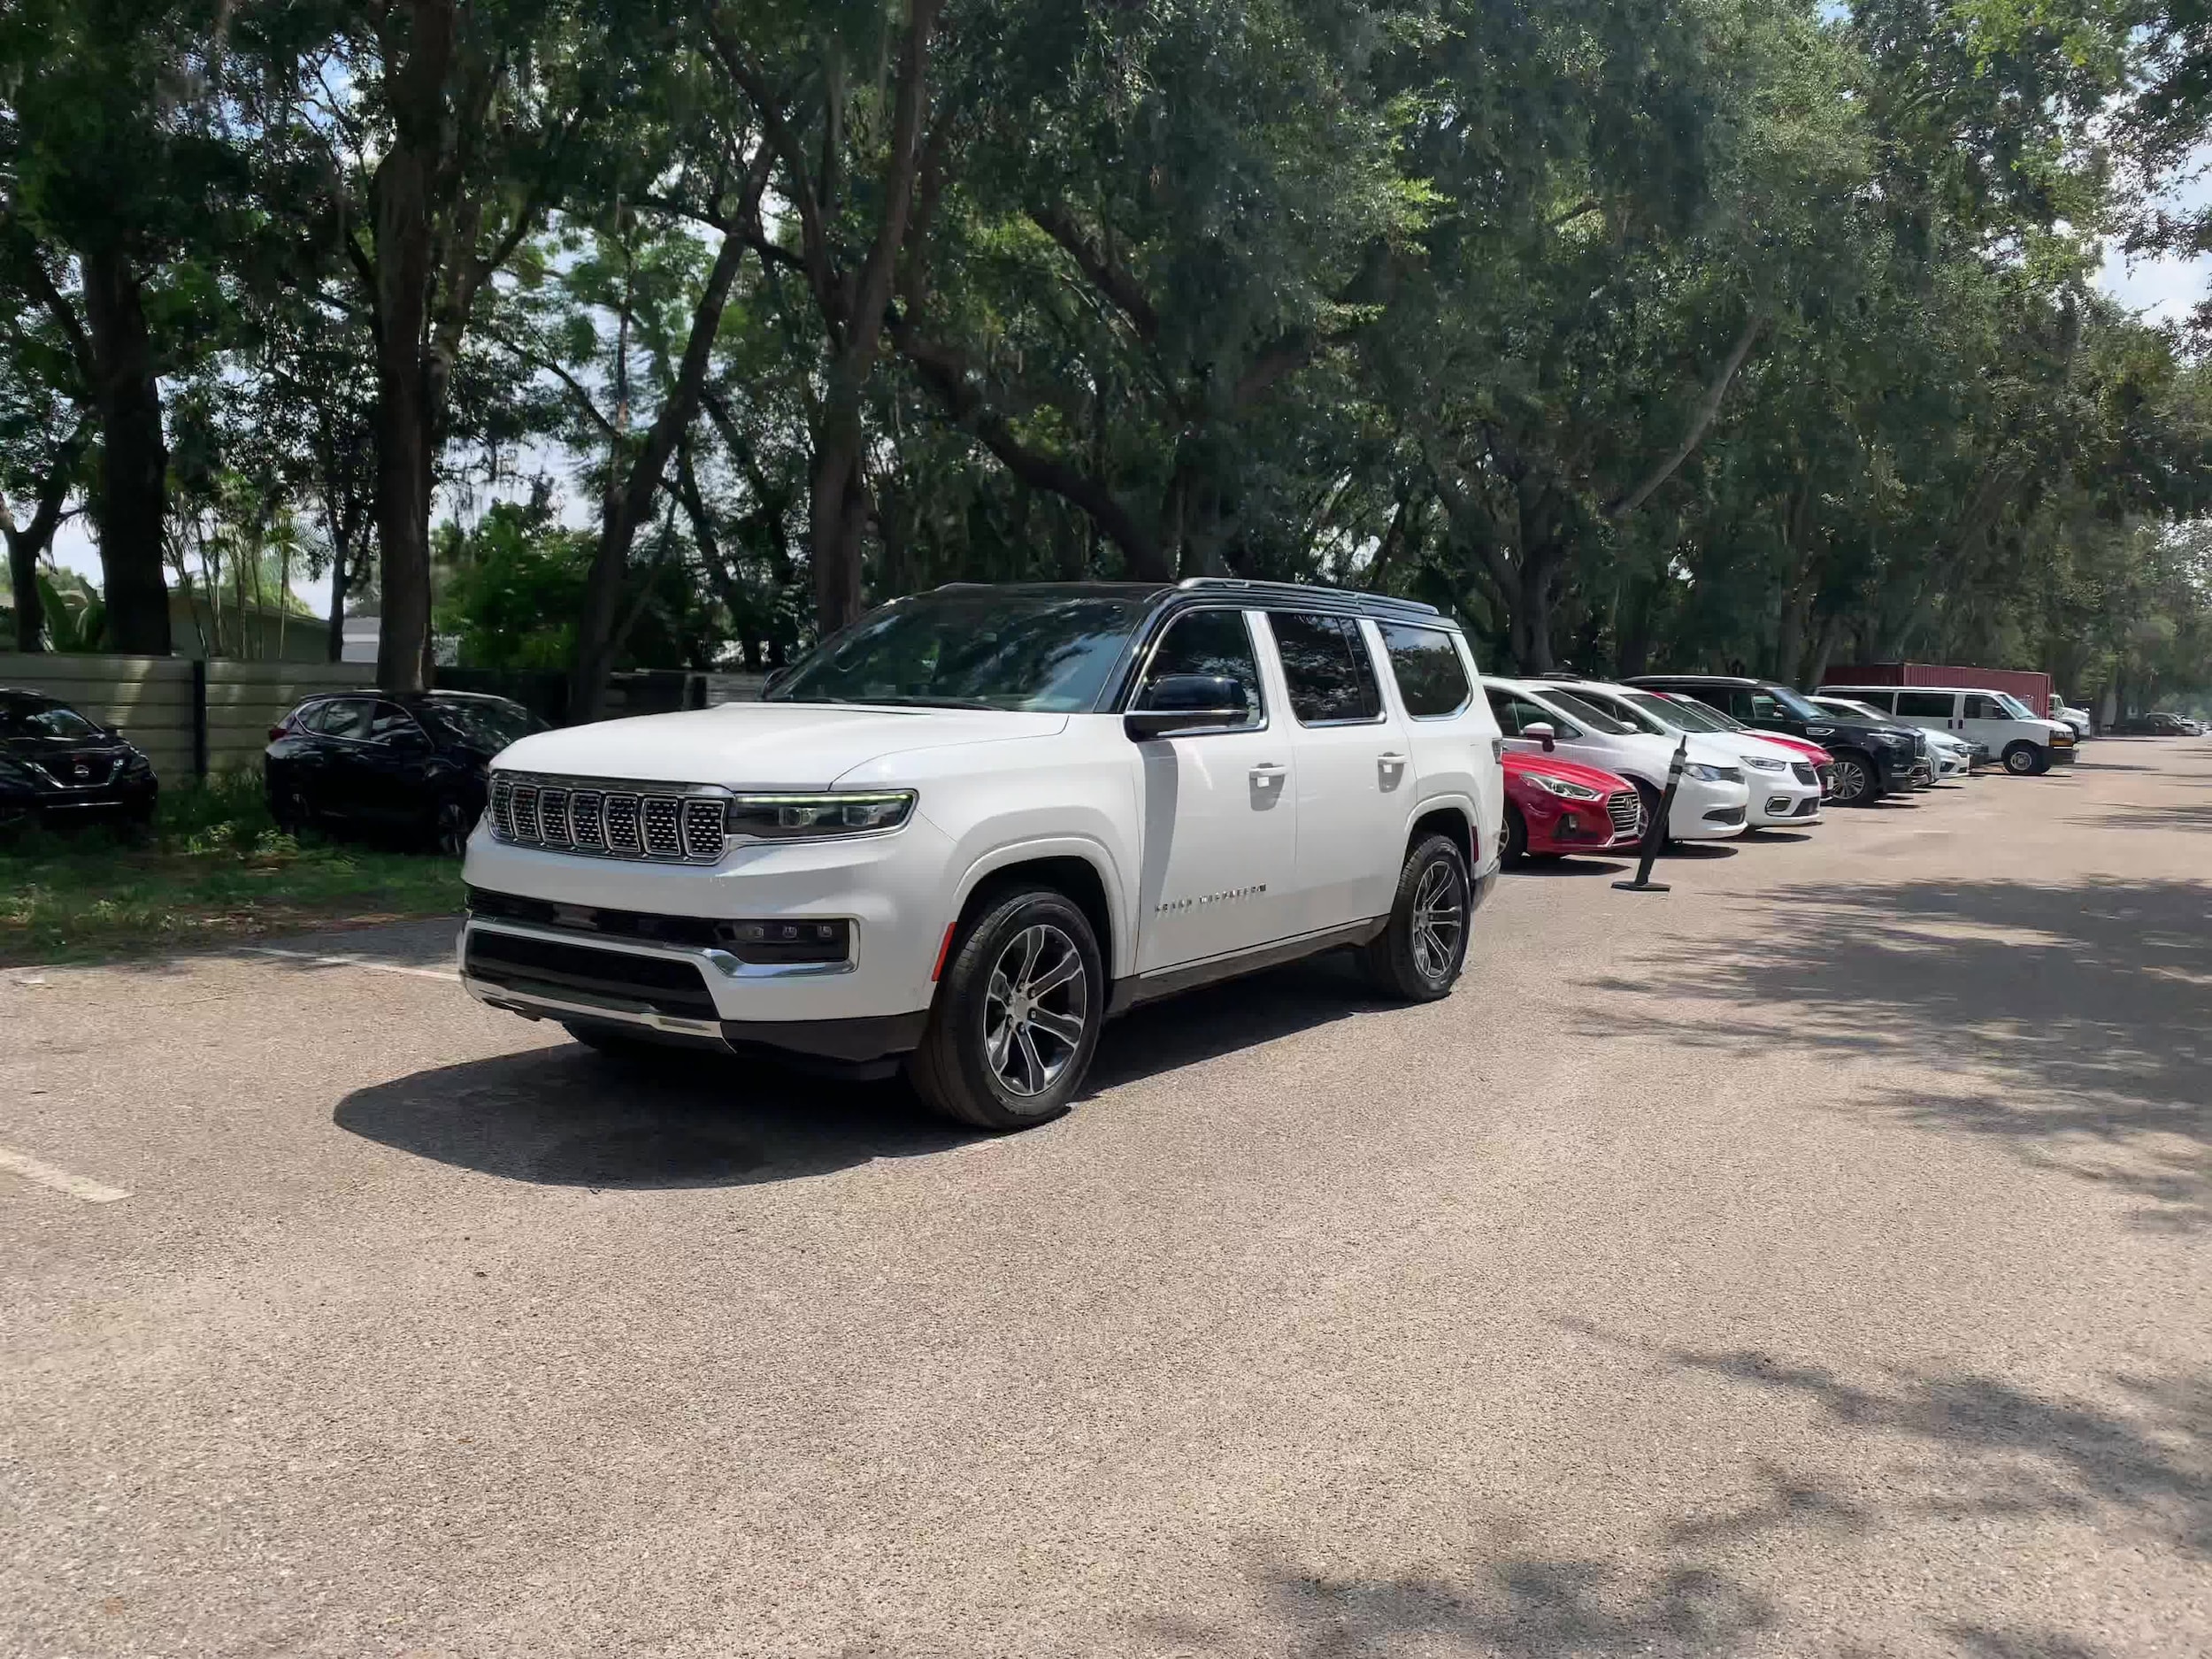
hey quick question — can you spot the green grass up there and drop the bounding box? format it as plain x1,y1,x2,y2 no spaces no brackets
0,770,463,966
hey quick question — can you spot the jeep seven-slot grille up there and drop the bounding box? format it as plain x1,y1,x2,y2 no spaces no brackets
488,772,726,864
1606,792,1642,838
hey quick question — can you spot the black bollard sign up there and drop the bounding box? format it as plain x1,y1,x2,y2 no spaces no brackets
1613,735,1687,894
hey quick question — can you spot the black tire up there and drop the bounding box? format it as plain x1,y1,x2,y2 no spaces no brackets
563,1020,661,1060
907,885,1105,1131
429,795,473,856
272,780,313,834
1828,749,1879,806
1501,803,1529,869
1360,833,1471,1002
2002,741,2041,777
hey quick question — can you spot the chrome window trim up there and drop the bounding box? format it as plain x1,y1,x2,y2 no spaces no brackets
1118,604,1274,738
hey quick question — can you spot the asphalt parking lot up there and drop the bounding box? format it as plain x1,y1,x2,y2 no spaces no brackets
4,742,2208,1658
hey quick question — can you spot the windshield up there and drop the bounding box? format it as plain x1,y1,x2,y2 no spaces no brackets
423,697,541,751
0,693,101,741
1820,697,1889,723
1762,684,1828,721
1539,687,1640,735
768,589,1153,711
1994,691,2037,719
1571,688,1671,734
1624,690,1731,733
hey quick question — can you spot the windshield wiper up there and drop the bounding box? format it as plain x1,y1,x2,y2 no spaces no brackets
783,694,1005,711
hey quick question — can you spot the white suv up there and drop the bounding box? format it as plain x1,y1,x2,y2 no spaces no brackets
460,580,1505,1129
1533,680,1823,826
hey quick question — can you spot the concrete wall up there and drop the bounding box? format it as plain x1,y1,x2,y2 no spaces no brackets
0,654,369,783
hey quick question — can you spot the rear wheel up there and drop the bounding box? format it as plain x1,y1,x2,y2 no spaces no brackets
1360,833,1471,1002
1828,750,1878,806
2002,741,2043,776
907,886,1104,1131
272,779,313,834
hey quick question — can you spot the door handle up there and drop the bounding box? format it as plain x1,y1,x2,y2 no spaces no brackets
1249,762,1286,794
1377,751,1408,786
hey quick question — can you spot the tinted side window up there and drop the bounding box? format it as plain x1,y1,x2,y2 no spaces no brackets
1270,612,1381,725
1896,691,1953,718
1379,623,1472,718
1485,690,1579,739
1747,691,1787,721
368,702,426,743
316,698,374,740
1138,610,1263,728
1965,694,2009,720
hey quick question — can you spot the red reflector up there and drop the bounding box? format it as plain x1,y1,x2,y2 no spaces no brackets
930,921,956,981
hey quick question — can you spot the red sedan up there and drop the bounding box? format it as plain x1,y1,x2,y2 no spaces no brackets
1502,751,1646,865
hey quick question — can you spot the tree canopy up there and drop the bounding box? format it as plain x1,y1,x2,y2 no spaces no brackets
5,0,2212,715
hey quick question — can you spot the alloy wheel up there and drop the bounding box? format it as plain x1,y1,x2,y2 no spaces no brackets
435,800,471,856
982,923,1089,1098
1409,857,1465,983
1832,757,1871,804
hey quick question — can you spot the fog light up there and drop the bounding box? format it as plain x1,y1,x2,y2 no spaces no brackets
714,918,851,964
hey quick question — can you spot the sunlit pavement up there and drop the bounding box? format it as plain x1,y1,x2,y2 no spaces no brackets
4,742,2208,1657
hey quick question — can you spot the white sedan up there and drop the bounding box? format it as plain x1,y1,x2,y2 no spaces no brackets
1484,678,1753,842
1541,680,1824,827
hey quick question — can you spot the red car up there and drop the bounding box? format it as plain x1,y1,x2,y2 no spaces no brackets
1501,751,1646,865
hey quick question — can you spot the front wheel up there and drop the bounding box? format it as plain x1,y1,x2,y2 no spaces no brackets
2001,741,2043,776
1501,803,1530,869
430,795,473,856
1828,750,1878,806
1361,833,1471,1002
907,887,1105,1131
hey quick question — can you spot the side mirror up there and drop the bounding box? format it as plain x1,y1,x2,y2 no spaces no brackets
1524,721,1557,753
761,665,790,698
1125,674,1250,741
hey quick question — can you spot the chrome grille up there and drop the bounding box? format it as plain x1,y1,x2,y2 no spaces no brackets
570,790,603,848
1792,762,1817,786
680,797,726,859
487,772,726,864
538,787,572,848
605,792,641,854
1606,792,1642,838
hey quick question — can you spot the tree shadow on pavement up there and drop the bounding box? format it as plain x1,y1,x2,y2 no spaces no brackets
1577,877,2212,1232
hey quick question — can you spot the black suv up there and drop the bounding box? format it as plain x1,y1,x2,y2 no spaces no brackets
265,690,542,853
1626,674,1927,806
0,687,158,830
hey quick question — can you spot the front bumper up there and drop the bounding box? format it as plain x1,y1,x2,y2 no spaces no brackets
0,777,158,824
1667,776,1750,841
1742,771,1822,827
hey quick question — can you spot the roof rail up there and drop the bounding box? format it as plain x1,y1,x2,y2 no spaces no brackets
1176,576,1441,617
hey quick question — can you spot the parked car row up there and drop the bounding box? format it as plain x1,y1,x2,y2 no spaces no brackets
2111,710,2204,735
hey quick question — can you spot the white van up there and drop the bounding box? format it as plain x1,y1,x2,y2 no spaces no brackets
1822,685,2078,775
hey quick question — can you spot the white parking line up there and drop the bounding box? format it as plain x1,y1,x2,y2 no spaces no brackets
0,1146,129,1204
239,947,457,980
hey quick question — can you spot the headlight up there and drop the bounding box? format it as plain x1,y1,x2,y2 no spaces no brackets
1683,763,1738,782
1874,731,1911,749
1806,725,1835,739
1742,755,1786,772
723,791,916,840
1528,774,1602,800
122,750,153,777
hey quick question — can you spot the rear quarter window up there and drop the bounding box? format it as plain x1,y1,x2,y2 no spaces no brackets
1377,623,1473,718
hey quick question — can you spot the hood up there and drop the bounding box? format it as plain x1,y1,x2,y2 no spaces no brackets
491,703,1071,789
1502,751,1632,795
1754,733,1830,764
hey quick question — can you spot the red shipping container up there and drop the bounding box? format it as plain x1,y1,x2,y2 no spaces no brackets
1822,663,2057,717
